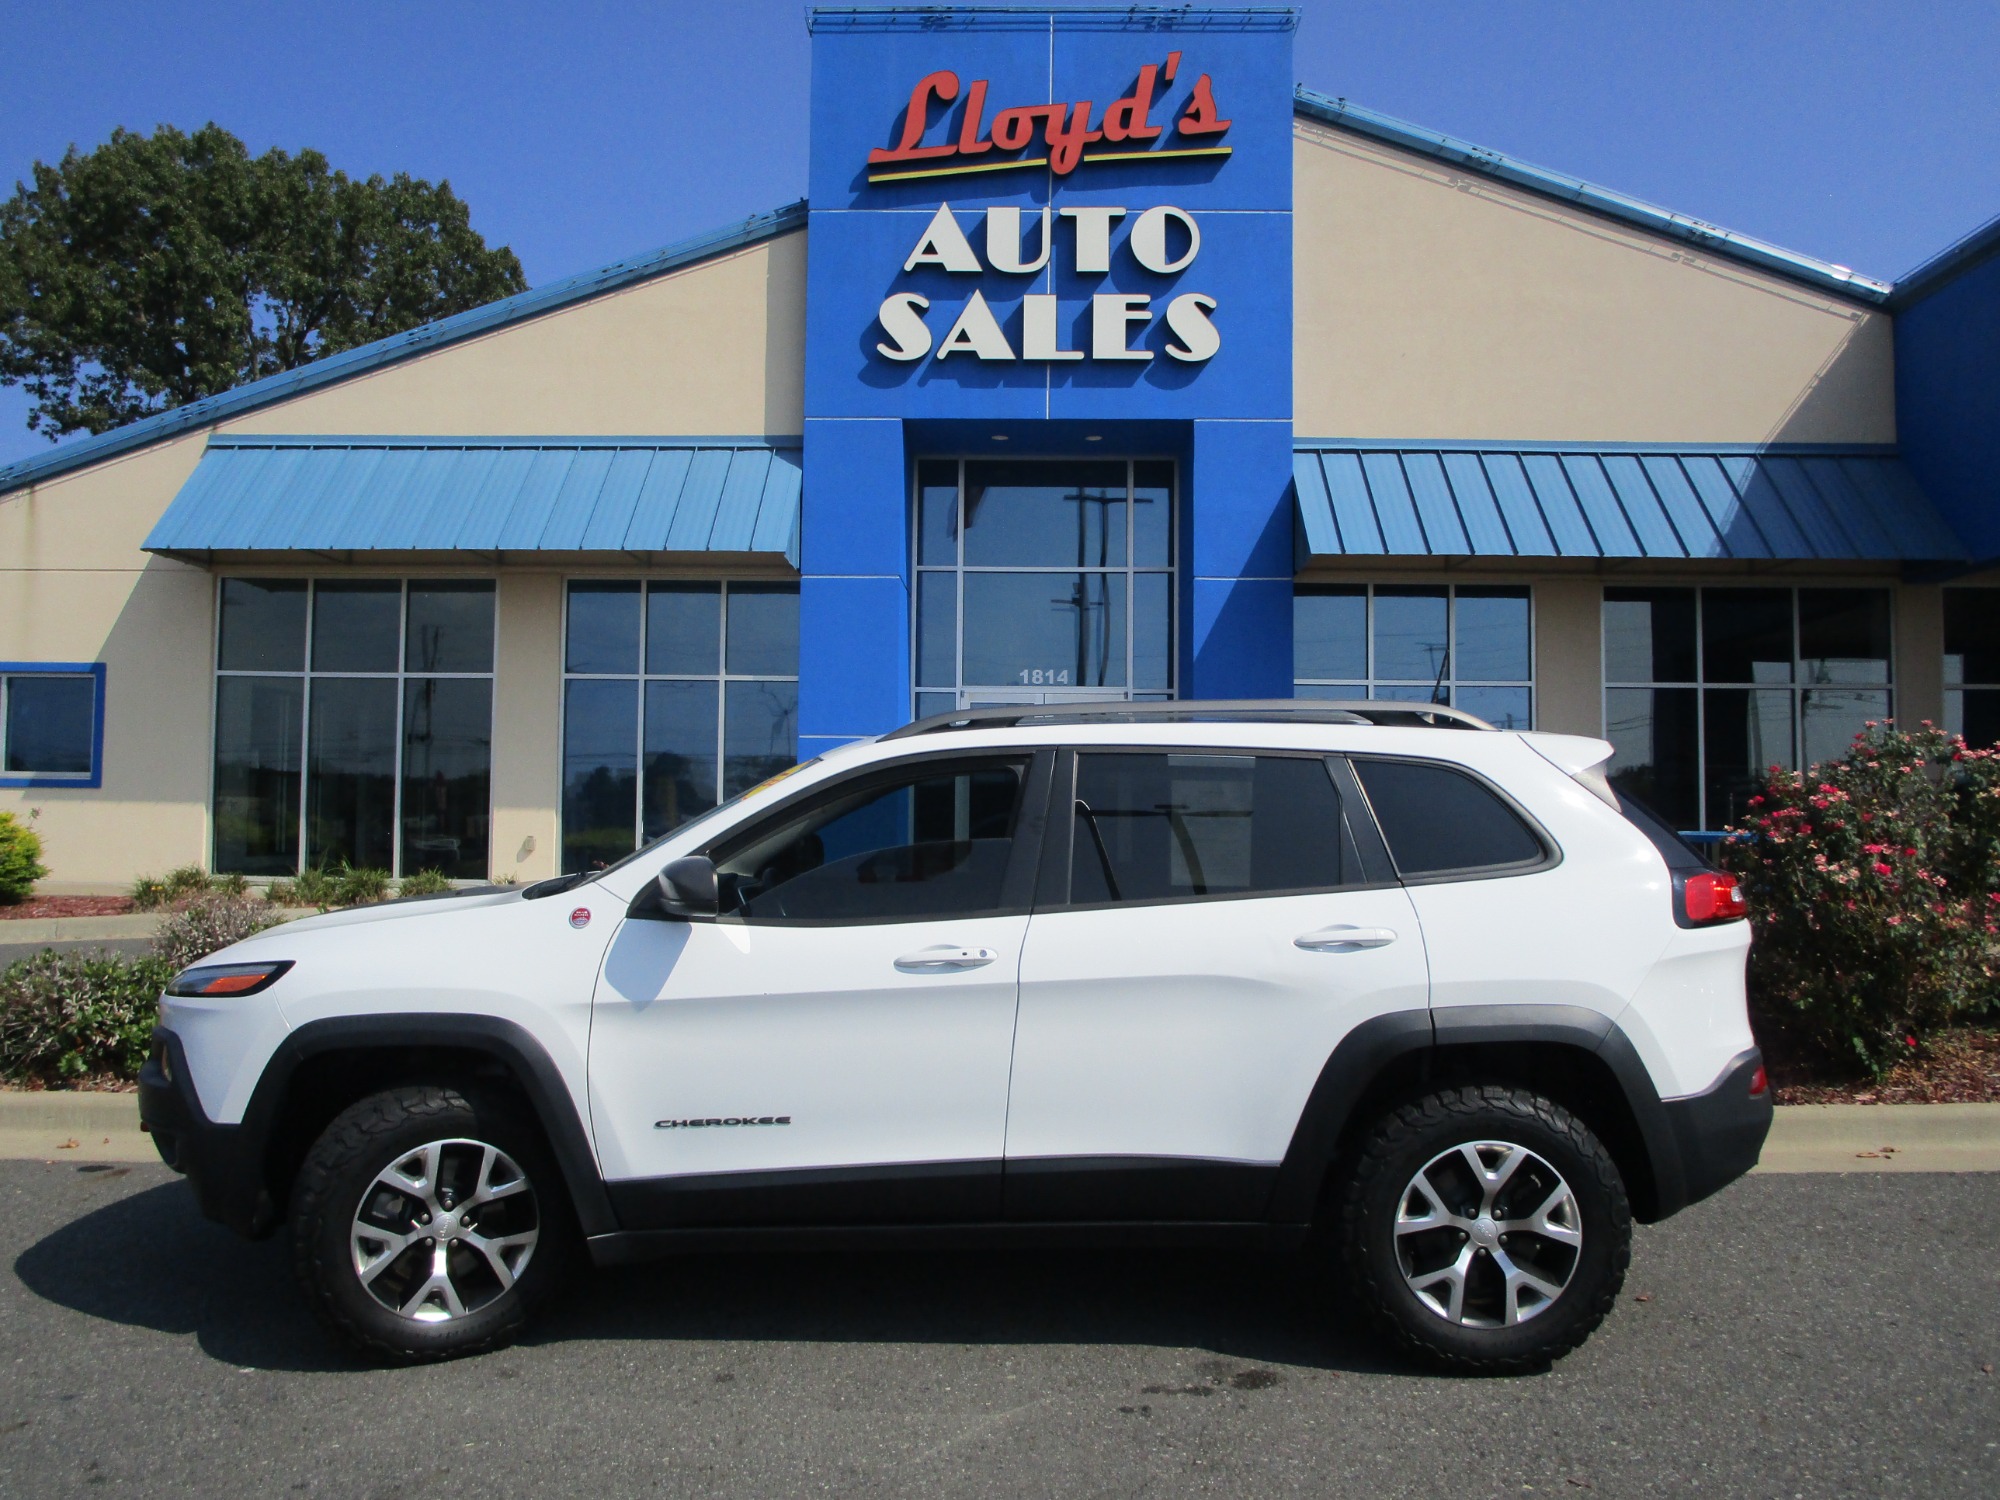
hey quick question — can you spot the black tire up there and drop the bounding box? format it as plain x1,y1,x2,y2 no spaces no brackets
1338,1085,1630,1375
290,1084,575,1364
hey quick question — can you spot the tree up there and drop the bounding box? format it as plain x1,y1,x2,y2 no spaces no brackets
0,123,527,438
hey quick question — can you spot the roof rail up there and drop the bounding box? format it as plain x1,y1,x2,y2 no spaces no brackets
882,699,1496,739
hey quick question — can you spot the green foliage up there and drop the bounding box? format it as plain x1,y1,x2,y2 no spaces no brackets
396,867,455,898
266,862,391,910
332,864,393,906
0,951,175,1084
1720,721,2000,1077
0,811,48,903
129,863,249,908
266,866,333,908
0,122,526,438
150,893,283,972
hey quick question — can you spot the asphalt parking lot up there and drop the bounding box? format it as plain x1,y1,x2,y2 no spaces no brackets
1,1162,1994,1498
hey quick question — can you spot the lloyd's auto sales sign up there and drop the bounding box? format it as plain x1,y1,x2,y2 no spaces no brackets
803,10,1292,422
866,52,1226,366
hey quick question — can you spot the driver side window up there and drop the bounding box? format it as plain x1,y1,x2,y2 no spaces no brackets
711,757,1031,923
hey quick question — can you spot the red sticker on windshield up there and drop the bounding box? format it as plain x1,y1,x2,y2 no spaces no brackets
569,907,592,929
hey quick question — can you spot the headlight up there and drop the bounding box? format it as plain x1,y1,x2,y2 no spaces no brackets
166,960,294,997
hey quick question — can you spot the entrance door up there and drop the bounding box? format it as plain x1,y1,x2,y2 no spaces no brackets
1004,749,1430,1221
589,750,1049,1228
912,457,1176,721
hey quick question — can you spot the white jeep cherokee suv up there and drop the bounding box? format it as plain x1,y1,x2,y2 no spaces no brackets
140,701,1768,1372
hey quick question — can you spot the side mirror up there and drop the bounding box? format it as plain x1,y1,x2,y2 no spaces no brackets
652,855,719,921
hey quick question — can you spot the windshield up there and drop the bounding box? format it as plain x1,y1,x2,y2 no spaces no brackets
568,757,824,886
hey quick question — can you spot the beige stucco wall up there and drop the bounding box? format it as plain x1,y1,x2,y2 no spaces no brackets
1293,121,1896,444
0,233,808,889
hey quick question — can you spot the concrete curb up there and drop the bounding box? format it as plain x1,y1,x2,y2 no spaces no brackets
3,1091,1998,1170
0,907,318,946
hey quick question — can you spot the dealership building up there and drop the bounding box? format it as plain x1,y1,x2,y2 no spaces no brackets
5,5,2000,891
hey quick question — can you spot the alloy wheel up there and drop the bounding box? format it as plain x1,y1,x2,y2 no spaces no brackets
349,1138,541,1322
1393,1139,1581,1328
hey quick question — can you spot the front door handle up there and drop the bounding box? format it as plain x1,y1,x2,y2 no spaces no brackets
895,945,999,972
1295,925,1398,951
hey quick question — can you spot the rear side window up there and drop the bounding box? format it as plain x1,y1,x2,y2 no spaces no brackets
1352,758,1545,878
1069,752,1363,905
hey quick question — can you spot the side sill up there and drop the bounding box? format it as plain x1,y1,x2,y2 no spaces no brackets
587,1221,1310,1266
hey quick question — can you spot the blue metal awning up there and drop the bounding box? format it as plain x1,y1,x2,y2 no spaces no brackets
1294,442,1967,564
145,436,803,566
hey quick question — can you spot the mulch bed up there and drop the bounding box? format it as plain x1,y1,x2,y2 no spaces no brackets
0,896,137,920
1772,1028,2000,1105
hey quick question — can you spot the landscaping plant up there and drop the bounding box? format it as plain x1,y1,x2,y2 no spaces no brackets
0,951,174,1083
150,892,282,971
396,867,455,898
1720,721,2000,1078
0,810,48,903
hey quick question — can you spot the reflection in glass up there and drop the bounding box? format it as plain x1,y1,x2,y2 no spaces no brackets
401,677,491,879
1798,590,1889,686
213,677,303,875
963,573,1127,689
1453,588,1530,682
1132,460,1174,568
643,679,719,838
1705,688,1794,829
963,460,1127,567
565,581,640,675
914,691,956,721
219,579,307,673
1605,687,1699,831
1703,589,1792,684
646,582,720,675
1802,688,1890,767
405,582,495,674
916,460,959,566
306,677,397,871
1373,586,1449,683
562,678,637,874
1455,685,1532,730
916,572,956,689
724,680,798,798
312,581,401,672
1947,688,2000,747
4,676,93,773
1294,588,1366,682
1133,572,1172,691
1944,588,2000,687
725,583,800,676
1603,588,1697,684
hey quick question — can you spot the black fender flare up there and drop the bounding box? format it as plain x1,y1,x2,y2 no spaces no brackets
242,1014,617,1239
1268,1005,1687,1224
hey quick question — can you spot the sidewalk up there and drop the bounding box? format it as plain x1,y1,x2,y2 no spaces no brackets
2,1092,1997,1169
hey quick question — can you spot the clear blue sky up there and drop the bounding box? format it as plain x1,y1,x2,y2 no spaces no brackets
2,0,1996,464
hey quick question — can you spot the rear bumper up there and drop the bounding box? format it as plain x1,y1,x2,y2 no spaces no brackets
137,1029,281,1238
1660,1048,1772,1212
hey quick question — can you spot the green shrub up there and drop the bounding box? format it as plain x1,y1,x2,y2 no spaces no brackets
151,893,283,971
211,871,250,897
397,867,455,898
130,863,241,909
129,875,171,909
332,864,393,907
0,951,175,1084
0,811,48,904
1720,721,2000,1077
268,866,334,908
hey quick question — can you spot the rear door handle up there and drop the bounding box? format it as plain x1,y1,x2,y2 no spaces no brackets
895,945,999,971
1295,925,1398,951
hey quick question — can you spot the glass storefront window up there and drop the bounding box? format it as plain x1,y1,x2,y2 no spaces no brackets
913,457,1175,712
213,578,494,878
1293,583,1532,728
1603,586,1892,832
561,579,799,873
1944,588,2000,747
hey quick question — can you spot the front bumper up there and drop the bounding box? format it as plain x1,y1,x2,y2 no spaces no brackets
137,1028,282,1238
1660,1048,1772,1211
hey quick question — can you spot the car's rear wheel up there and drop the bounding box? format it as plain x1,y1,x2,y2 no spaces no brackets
290,1084,573,1364
1339,1084,1630,1374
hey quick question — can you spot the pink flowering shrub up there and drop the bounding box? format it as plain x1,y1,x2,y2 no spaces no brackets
1719,722,2000,1077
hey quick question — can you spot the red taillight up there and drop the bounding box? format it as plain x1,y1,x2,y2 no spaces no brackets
1683,871,1747,924
1748,1064,1769,1097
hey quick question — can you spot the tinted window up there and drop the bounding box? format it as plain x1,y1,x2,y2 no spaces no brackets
1353,759,1544,877
715,758,1027,922
1070,752,1359,905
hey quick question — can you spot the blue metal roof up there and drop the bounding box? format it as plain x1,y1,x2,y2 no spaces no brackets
1292,90,1893,306
144,436,804,566
1294,442,1967,563
0,202,808,500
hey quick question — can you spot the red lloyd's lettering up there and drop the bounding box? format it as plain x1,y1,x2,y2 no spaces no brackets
865,55,1224,176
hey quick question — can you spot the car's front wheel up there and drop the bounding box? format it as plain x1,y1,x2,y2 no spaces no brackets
1339,1084,1631,1374
290,1084,573,1363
